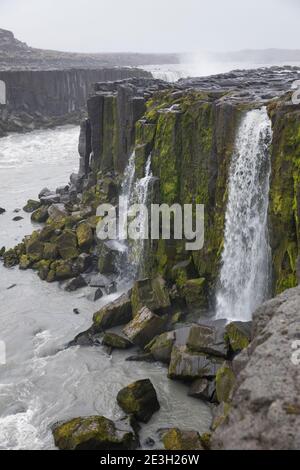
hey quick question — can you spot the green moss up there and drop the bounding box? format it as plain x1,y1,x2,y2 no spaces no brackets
162,428,203,451
53,416,136,450
216,362,235,403
268,106,300,294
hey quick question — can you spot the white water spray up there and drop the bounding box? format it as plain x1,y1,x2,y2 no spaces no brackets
216,107,273,321
117,152,153,281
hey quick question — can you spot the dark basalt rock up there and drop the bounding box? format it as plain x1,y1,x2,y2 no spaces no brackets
102,332,133,350
117,379,160,423
0,207,5,214
123,307,166,348
93,292,132,331
23,199,41,213
168,345,223,381
187,320,228,358
65,275,88,292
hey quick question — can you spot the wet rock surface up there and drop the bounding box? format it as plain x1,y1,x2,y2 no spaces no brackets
212,286,300,450
117,379,160,423
52,415,138,450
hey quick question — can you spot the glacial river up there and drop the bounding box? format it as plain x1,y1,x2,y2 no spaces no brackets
0,126,211,450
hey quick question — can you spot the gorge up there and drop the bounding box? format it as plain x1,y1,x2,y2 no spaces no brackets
0,65,300,450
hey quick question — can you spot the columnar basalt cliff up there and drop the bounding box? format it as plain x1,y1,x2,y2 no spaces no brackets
0,68,151,136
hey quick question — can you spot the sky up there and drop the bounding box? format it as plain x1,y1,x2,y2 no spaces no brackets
0,0,300,53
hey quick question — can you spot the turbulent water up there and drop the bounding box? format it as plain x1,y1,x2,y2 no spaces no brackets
216,108,273,322
0,127,211,450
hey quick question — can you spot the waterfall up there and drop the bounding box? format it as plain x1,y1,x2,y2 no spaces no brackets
216,107,273,322
116,152,153,282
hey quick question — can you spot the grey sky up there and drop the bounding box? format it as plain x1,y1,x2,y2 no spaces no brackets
1,0,299,53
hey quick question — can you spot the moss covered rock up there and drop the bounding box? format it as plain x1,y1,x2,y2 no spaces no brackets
56,229,78,260
188,378,216,402
25,236,44,262
131,276,171,316
182,278,207,310
117,379,160,423
225,321,251,353
19,254,33,270
93,293,132,331
52,415,138,450
187,321,227,358
215,362,235,404
162,428,203,451
76,222,93,250
43,242,58,260
144,331,175,364
123,307,166,348
102,332,133,350
23,199,41,213
31,206,49,223
168,345,223,381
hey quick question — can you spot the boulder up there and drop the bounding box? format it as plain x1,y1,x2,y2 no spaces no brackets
43,242,58,260
0,207,5,214
117,379,160,423
188,378,216,402
23,199,41,213
87,287,104,301
131,276,171,316
56,229,79,260
168,345,223,381
186,320,227,358
215,362,235,404
92,293,132,331
161,428,203,451
31,206,49,223
225,321,252,353
97,240,123,274
19,254,32,270
182,278,207,310
102,332,133,350
145,331,175,364
25,236,44,262
76,222,93,250
47,204,68,222
52,415,138,450
47,260,74,282
123,307,166,348
65,275,87,292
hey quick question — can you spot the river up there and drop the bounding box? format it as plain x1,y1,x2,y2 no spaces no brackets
0,126,211,450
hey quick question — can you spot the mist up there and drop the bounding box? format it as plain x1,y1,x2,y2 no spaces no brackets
0,0,300,53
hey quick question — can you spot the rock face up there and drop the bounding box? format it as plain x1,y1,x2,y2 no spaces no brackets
0,68,151,137
117,379,160,423
212,286,300,450
52,415,138,450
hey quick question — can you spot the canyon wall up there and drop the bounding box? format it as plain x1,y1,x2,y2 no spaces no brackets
0,67,150,136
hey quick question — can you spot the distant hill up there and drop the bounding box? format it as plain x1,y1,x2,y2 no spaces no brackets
0,28,179,70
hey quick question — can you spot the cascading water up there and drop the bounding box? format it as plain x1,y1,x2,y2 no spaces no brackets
216,107,273,321
116,152,153,281
131,154,153,277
